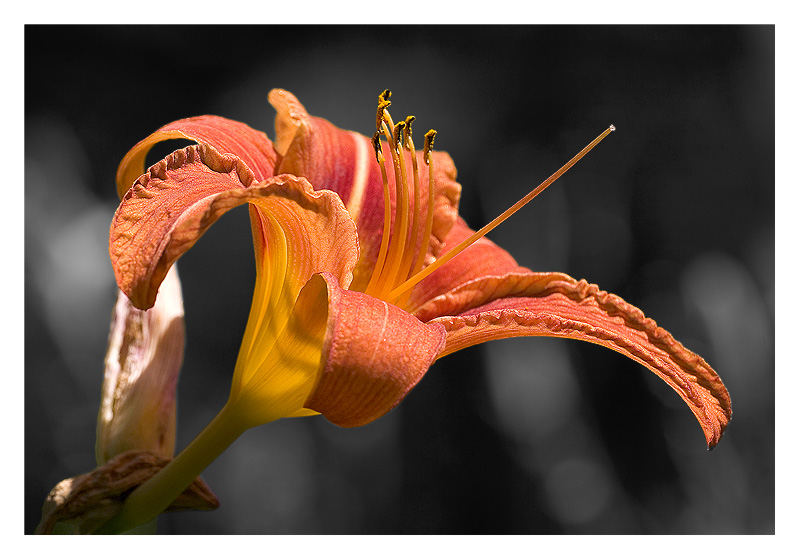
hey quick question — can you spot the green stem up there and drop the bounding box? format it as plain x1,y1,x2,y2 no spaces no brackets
97,402,248,534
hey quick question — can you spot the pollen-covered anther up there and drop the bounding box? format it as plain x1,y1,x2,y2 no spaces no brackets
403,116,416,149
376,100,391,133
423,129,437,165
392,121,406,152
371,131,384,163
364,93,441,306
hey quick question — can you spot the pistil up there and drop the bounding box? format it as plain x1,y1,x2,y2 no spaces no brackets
365,95,612,311
388,125,616,301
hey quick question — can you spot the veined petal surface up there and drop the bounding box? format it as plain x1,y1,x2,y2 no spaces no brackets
303,273,447,428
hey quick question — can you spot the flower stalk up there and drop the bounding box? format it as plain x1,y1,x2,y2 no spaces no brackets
97,402,249,534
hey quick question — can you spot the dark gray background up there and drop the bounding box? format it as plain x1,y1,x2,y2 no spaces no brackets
25,25,774,534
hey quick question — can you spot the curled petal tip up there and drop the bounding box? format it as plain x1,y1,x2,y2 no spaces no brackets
416,220,731,449
110,143,359,311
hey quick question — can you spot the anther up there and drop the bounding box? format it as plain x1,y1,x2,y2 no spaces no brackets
371,132,383,163
403,116,416,149
379,89,392,104
393,121,406,151
423,129,437,164
376,100,391,133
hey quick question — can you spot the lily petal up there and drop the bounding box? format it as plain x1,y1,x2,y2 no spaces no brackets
303,273,447,428
414,220,730,447
268,89,461,288
110,143,358,310
431,273,730,447
115,115,278,197
96,265,185,464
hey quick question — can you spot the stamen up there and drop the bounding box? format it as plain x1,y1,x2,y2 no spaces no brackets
410,129,438,278
396,116,422,292
403,115,415,149
423,129,436,165
364,132,394,295
367,117,403,296
381,98,396,131
378,120,412,294
376,99,391,135
365,91,398,296
388,125,616,301
392,121,406,151
370,130,383,162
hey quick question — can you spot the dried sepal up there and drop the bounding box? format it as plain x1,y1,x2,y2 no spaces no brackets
35,450,218,534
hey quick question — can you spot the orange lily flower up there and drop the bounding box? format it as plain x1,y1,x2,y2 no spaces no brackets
102,89,730,532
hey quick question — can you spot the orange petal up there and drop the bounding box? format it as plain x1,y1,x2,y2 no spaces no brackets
110,143,358,310
115,115,278,198
268,89,461,289
96,265,185,464
430,272,731,448
303,273,446,428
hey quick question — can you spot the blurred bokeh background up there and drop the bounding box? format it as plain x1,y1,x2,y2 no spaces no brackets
25,25,773,534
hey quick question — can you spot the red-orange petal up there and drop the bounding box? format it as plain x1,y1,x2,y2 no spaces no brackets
110,143,357,310
430,272,732,448
268,89,461,289
115,115,278,198
303,273,447,428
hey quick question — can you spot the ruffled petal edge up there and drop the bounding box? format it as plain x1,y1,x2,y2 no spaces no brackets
431,273,732,448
